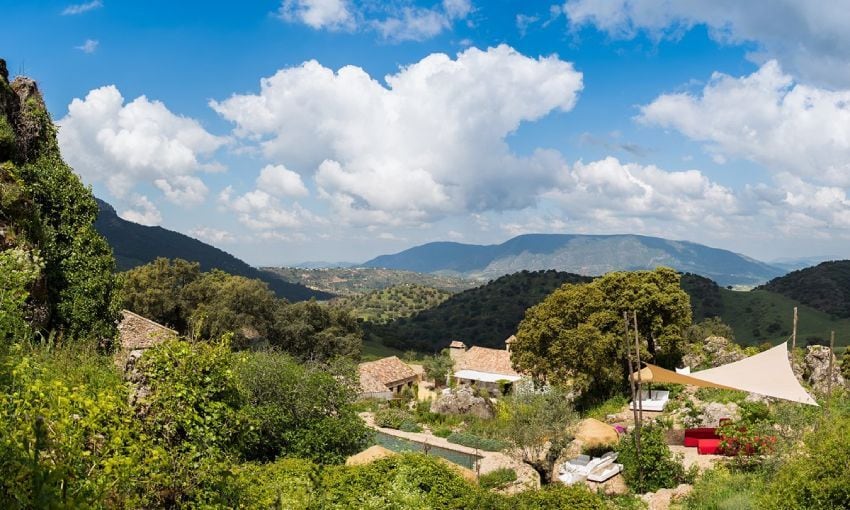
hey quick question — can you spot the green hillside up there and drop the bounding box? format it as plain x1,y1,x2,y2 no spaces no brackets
367,269,592,352
682,273,850,347
758,260,850,318
718,288,850,347
264,267,476,296
334,284,451,324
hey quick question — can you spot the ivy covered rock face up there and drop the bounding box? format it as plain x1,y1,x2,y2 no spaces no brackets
0,57,120,345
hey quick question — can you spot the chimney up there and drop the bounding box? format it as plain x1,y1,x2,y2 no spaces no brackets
505,335,516,353
448,340,466,363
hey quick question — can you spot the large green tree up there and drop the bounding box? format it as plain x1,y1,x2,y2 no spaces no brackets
512,267,692,400
271,300,362,362
121,257,201,331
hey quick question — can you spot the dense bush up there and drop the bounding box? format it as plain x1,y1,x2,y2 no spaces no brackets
447,431,508,452
374,407,414,429
0,344,136,508
508,484,608,509
237,350,370,464
314,453,487,509
122,258,363,360
479,468,517,490
616,424,693,493
760,409,850,509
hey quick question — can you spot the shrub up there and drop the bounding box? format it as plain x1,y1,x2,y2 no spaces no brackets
508,484,608,509
375,408,414,429
585,395,628,421
399,421,423,433
760,410,850,509
479,468,517,490
682,467,765,510
432,426,453,438
236,350,370,464
232,457,318,509
314,453,486,509
446,431,508,452
616,424,694,493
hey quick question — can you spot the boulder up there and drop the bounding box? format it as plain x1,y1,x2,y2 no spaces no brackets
682,336,745,369
802,346,844,394
573,418,620,448
641,484,693,510
430,387,494,419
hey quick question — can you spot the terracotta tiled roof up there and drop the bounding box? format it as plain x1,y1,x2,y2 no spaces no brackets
359,356,417,390
456,346,519,377
117,310,176,350
359,371,392,394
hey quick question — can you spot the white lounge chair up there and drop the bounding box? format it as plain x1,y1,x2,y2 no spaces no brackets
559,452,621,485
629,389,670,412
587,452,622,482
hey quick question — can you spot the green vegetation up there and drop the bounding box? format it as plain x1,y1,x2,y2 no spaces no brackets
682,467,765,510
759,260,850,318
421,349,454,386
512,268,691,401
335,283,452,323
369,270,591,352
616,425,694,493
446,431,509,452
479,468,517,490
122,258,363,360
718,287,850,346
0,72,120,344
264,266,476,296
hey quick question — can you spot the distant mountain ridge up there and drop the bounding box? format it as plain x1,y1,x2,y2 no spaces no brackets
364,233,785,287
94,199,331,302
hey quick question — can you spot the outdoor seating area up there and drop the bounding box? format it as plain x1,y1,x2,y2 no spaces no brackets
557,451,622,485
628,389,670,411
681,422,776,456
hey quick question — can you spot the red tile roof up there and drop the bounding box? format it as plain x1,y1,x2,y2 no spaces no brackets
456,346,519,377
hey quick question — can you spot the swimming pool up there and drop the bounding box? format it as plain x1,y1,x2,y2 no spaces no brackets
373,431,482,470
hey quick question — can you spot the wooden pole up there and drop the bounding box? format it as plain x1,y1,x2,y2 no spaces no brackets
827,331,835,400
623,312,642,485
633,311,644,426
791,307,798,350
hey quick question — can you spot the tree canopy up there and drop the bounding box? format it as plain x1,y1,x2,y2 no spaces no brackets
511,267,692,400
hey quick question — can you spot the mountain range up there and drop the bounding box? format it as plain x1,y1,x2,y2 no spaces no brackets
364,234,785,287
94,199,331,302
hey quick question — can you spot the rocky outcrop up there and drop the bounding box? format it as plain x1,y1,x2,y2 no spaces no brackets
682,336,746,369
430,387,494,419
674,401,740,428
641,484,693,510
801,346,844,394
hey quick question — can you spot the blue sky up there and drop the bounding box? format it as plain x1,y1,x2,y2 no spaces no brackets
3,0,850,265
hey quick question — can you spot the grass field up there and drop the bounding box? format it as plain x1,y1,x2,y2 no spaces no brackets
719,288,850,347
361,339,406,361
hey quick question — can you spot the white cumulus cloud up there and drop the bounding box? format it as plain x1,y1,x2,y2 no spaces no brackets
190,226,237,244
638,61,850,186
278,0,355,30
211,45,583,225
562,0,850,87
256,164,309,197
58,85,227,201
545,156,741,233
119,194,162,226
154,175,209,206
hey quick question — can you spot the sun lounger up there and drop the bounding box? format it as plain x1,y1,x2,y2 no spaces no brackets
629,389,670,412
558,452,621,485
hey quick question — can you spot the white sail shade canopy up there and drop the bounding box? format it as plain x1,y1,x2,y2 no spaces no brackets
631,342,817,406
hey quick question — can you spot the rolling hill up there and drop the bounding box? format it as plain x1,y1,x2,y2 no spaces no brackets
94,199,331,302
682,273,850,347
365,270,592,352
758,260,850,318
364,233,785,287
263,267,476,296
334,284,452,324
